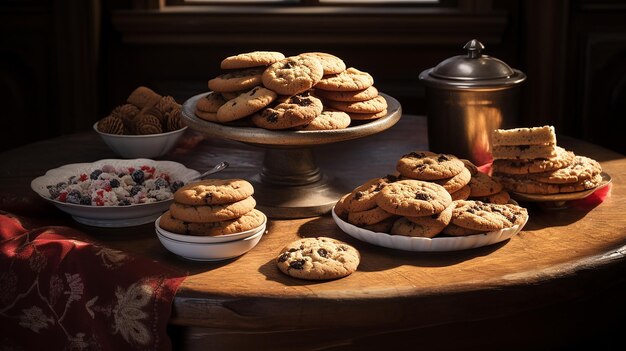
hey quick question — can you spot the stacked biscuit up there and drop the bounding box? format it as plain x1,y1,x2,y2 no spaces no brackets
195,51,387,130
491,126,603,194
159,179,265,236
333,150,523,238
97,86,185,135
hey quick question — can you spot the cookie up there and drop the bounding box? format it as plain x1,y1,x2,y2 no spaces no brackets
313,86,379,102
491,143,557,160
333,194,350,220
343,175,399,212
361,216,397,233
251,93,323,130
492,125,556,146
467,171,503,197
127,86,161,109
296,109,351,130
195,110,219,122
348,109,388,121
299,52,346,75
433,167,472,193
347,206,395,226
525,155,601,184
208,67,264,93
159,209,265,236
376,179,452,217
396,151,466,181
276,237,360,280
216,86,277,122
491,146,575,174
450,185,471,201
261,55,324,95
495,172,603,194
450,200,528,232
174,179,254,206
324,95,387,114
461,159,479,176
398,202,454,238
169,197,256,223
221,51,285,69
441,223,485,236
196,91,227,113
315,67,374,92
469,190,511,205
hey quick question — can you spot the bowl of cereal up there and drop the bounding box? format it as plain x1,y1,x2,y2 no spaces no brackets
30,159,200,227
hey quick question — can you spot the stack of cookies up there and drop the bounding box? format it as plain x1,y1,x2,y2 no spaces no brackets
159,179,265,236
490,126,604,194
97,86,185,135
195,50,388,130
441,200,528,236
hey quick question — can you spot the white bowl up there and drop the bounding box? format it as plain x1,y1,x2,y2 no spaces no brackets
155,213,267,244
156,225,265,261
93,122,187,159
31,159,200,227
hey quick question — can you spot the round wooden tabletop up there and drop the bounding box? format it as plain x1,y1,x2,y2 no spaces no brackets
1,115,625,350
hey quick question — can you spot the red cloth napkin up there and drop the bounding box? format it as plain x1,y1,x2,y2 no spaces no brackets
0,211,186,350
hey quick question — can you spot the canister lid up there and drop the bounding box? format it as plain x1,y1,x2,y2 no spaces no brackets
419,39,526,89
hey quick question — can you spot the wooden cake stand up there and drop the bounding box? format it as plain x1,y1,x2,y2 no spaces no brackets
181,92,402,218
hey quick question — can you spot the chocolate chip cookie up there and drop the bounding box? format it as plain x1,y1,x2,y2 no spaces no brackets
216,86,277,122
491,146,575,174
314,86,379,102
324,95,387,114
315,67,374,91
251,92,323,130
396,151,466,181
376,179,452,217
450,200,528,232
169,196,256,223
208,67,265,93
160,209,265,236
221,51,285,69
343,175,399,212
174,179,254,206
296,109,351,130
262,55,324,95
467,171,503,197
393,202,454,238
299,52,346,75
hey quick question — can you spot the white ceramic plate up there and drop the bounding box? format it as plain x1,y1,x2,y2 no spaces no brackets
31,159,201,227
511,172,612,202
155,213,267,243
156,226,265,261
332,207,528,252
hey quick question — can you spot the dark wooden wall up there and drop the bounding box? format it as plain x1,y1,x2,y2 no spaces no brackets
1,0,624,154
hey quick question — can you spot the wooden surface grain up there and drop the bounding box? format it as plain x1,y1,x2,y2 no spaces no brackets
1,115,625,349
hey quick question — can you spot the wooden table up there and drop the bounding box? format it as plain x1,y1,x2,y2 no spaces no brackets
1,115,625,350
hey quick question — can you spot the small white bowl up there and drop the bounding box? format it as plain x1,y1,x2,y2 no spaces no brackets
155,214,267,244
93,122,187,159
156,225,265,261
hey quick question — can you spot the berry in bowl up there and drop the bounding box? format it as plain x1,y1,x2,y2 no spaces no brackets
31,159,200,227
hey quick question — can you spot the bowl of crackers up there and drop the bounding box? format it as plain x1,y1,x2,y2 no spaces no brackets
94,86,187,159
154,178,267,261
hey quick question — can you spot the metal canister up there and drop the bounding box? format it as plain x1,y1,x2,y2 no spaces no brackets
419,39,526,165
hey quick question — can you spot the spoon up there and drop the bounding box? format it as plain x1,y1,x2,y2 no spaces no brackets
191,161,229,181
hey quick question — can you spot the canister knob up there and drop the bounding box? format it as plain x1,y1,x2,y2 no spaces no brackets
464,39,485,59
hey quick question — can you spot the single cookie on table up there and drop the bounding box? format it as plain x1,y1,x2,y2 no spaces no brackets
492,125,556,146
467,171,503,197
491,143,557,160
450,184,471,201
127,86,161,109
315,67,374,92
314,86,379,102
276,237,360,280
395,202,454,238
261,55,324,95
469,190,511,205
524,155,601,184
433,166,472,193
450,200,528,232
348,109,388,121
208,67,265,93
347,206,395,226
196,92,228,113
324,95,388,114
343,175,399,212
169,196,256,223
376,179,452,217
296,109,351,130
251,92,323,130
491,146,575,174
494,172,603,195
216,86,277,123
160,209,265,236
221,51,285,69
299,52,346,75
396,151,466,181
174,179,254,206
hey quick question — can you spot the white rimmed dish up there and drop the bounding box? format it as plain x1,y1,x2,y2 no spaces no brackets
30,159,200,227
155,225,265,261
93,122,187,159
155,213,267,244
332,207,528,252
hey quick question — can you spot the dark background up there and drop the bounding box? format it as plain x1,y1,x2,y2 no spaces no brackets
1,0,625,154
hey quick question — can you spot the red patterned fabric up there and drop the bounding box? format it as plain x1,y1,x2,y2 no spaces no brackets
0,212,186,350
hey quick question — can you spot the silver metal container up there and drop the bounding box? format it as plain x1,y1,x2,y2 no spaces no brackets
419,39,526,165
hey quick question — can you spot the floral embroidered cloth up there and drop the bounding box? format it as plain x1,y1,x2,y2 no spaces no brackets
0,212,186,350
